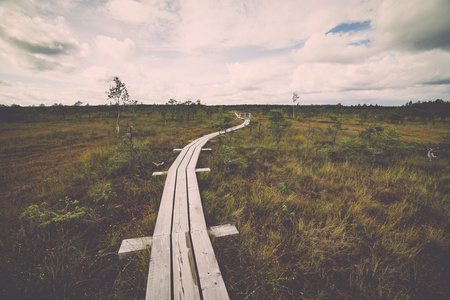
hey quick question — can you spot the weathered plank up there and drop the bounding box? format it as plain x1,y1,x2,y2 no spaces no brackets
145,118,250,300
191,230,229,300
118,236,153,260
186,134,230,299
172,140,202,299
187,137,210,233
152,171,167,176
208,224,239,237
153,144,192,236
186,170,207,232
172,231,201,300
172,167,189,233
147,145,192,299
146,235,171,300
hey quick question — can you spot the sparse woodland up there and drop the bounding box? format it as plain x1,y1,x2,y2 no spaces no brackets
0,100,449,299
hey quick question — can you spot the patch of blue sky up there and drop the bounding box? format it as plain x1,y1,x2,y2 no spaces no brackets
327,20,371,34
348,39,371,47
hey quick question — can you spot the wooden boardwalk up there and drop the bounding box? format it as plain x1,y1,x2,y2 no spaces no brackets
146,118,250,300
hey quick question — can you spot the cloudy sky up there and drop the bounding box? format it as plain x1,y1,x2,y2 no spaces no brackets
1,0,450,106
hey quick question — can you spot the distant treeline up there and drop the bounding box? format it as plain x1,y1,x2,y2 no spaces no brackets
0,99,448,123
225,99,449,123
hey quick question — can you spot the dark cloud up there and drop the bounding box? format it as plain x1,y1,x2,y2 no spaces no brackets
25,55,75,72
402,25,450,52
423,79,450,85
0,28,79,56
241,86,259,91
0,79,12,86
377,0,450,52
9,37,79,56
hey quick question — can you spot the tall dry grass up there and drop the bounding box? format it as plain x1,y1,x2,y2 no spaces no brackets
0,109,215,299
199,113,449,299
1,108,448,299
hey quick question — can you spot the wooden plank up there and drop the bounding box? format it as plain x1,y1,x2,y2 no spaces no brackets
187,137,209,232
145,118,249,300
191,230,229,300
195,168,210,173
172,231,201,300
153,144,191,236
146,235,171,300
186,135,230,299
187,171,207,232
152,169,176,236
118,236,153,260
152,171,167,176
208,224,239,238
172,141,202,299
172,164,190,233
147,145,192,300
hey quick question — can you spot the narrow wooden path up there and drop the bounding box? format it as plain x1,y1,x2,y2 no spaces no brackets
146,118,250,300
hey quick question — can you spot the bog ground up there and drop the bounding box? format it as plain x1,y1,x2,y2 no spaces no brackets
1,103,449,299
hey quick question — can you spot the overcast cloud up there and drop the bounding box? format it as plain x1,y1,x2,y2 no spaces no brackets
0,0,449,106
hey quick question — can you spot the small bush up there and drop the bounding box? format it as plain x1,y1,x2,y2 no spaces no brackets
336,138,363,158
20,196,87,227
277,182,293,195
218,145,247,171
91,183,117,203
359,124,385,142
107,141,138,176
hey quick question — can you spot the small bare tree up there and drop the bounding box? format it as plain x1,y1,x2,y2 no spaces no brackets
106,77,130,136
292,92,299,119
125,125,145,172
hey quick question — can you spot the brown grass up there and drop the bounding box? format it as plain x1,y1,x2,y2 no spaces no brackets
1,108,449,299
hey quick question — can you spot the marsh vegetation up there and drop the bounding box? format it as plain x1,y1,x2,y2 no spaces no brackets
0,101,448,299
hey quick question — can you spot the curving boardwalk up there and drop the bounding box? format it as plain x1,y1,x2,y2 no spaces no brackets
146,118,250,300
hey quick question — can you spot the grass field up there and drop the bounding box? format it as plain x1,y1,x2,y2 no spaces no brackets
1,106,449,299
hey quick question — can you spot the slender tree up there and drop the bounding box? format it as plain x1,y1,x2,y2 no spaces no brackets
292,92,299,119
106,77,130,136
329,115,347,143
160,106,167,124
73,101,83,120
125,125,145,172
167,98,177,120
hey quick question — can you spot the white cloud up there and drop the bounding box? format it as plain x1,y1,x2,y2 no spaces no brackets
292,32,373,64
227,60,291,91
83,66,115,84
104,0,179,27
288,0,450,103
95,35,135,60
175,0,375,51
106,0,150,23
292,50,450,94
1,0,449,106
